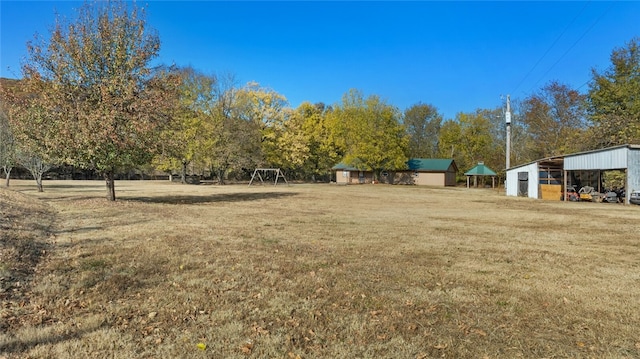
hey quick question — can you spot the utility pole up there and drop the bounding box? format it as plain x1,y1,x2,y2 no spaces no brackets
505,95,511,170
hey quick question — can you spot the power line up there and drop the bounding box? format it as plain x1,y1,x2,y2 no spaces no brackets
511,2,590,96
526,2,616,94
576,79,590,91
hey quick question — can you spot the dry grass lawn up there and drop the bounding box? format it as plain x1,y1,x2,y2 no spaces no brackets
1,179,640,358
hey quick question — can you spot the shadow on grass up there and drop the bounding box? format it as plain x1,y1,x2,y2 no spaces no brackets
55,225,104,235
0,204,55,285
54,217,153,249
49,197,110,204
0,190,57,335
0,320,108,355
0,237,52,301
125,191,298,205
12,184,104,194
39,183,105,189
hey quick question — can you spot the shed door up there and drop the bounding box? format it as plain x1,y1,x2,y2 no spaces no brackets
518,172,528,197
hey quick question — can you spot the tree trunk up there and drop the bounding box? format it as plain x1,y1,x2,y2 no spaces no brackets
181,160,187,184
28,166,45,192
217,168,225,185
3,166,11,187
104,171,116,201
35,173,44,192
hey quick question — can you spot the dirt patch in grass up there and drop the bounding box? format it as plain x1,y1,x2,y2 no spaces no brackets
2,180,640,358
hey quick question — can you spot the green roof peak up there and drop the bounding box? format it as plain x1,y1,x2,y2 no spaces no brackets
465,162,497,176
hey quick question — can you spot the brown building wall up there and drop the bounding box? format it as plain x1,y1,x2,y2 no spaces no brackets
445,170,457,186
335,170,374,184
353,171,374,184
337,169,456,186
336,170,349,184
391,171,455,186
415,172,445,186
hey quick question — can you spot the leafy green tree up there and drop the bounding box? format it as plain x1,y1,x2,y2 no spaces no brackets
208,75,263,184
333,89,408,180
436,105,526,185
521,81,587,158
154,67,216,183
403,103,442,158
22,0,179,200
438,119,462,159
270,107,311,177
234,82,288,169
263,102,342,181
438,110,493,175
1,87,58,191
298,102,342,181
587,37,640,147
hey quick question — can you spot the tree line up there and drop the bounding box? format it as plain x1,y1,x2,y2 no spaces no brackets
1,1,639,200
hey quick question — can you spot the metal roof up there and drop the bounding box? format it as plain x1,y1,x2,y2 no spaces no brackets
564,144,640,170
465,163,497,176
505,155,564,172
505,144,640,172
563,144,640,158
407,158,457,172
332,158,457,172
331,162,361,171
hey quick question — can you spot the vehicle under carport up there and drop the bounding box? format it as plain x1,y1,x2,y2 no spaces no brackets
506,144,640,204
563,144,640,204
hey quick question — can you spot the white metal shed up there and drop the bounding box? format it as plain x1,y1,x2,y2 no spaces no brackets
506,144,640,203
505,161,539,198
563,144,640,203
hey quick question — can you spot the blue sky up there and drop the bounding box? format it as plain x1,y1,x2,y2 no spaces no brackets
1,1,639,120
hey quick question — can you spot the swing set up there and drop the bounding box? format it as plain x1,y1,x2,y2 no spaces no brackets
248,168,289,186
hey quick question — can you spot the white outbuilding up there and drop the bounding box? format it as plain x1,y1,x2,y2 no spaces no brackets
506,144,640,204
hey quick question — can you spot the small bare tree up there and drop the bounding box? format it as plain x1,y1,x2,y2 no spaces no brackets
0,104,16,187
16,149,54,192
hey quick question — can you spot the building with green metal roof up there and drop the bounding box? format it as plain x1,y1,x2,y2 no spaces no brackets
464,162,497,188
333,158,458,186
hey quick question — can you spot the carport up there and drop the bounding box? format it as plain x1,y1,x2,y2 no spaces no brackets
506,144,640,203
563,144,640,204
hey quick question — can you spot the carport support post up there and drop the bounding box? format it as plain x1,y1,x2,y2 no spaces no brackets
625,168,629,204
564,170,568,201
598,170,602,193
